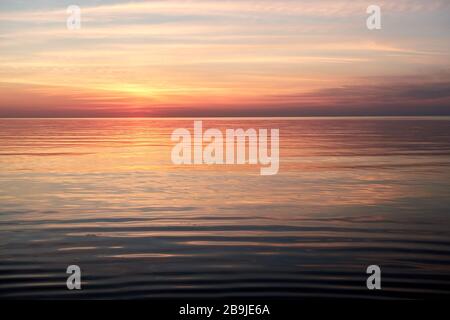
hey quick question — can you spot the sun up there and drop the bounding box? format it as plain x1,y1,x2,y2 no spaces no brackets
99,83,163,98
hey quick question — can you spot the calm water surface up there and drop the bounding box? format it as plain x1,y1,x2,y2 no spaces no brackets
0,118,449,299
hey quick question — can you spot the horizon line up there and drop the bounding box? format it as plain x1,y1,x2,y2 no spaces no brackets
1,115,450,120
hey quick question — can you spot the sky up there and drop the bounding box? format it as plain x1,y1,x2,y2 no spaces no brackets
0,0,449,117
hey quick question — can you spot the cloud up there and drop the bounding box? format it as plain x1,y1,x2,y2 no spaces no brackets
0,0,449,117
251,76,450,116
1,74,448,117
1,0,448,23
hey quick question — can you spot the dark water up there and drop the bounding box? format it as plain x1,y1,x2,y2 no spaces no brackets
0,118,449,299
